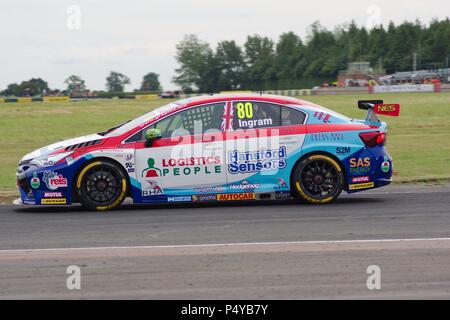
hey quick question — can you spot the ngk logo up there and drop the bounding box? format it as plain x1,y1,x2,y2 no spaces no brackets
43,171,68,190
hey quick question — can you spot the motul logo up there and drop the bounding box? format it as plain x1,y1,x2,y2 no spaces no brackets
217,193,256,201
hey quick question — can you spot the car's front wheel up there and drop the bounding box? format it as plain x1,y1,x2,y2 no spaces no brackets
292,154,344,204
76,160,128,211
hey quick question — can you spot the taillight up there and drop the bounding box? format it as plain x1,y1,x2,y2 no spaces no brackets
359,131,386,147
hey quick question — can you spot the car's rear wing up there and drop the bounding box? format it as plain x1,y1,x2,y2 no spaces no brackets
358,100,400,125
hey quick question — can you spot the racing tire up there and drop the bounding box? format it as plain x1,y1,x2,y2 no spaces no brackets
76,160,128,211
292,154,344,204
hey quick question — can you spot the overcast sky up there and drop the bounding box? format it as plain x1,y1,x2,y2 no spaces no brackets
1,0,449,91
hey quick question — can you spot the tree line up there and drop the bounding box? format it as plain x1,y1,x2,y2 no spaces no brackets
2,18,449,96
173,19,450,92
0,72,162,97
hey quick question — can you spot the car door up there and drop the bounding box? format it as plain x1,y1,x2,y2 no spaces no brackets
130,102,228,202
225,100,306,194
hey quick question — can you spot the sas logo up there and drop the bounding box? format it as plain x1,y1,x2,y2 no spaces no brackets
349,157,371,174
217,193,256,201
142,179,164,196
43,171,68,190
349,182,375,190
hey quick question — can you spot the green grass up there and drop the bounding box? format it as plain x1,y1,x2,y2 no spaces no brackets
1,93,449,192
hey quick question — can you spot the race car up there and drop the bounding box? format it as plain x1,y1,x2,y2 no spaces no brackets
16,94,400,210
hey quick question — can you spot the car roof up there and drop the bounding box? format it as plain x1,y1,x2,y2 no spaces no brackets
177,94,311,107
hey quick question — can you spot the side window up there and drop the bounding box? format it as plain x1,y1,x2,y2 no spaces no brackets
232,101,281,130
125,103,225,142
281,107,306,126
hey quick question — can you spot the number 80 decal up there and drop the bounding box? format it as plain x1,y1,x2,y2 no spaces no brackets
236,102,254,119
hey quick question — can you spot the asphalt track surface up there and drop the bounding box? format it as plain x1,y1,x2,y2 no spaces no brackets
0,184,450,299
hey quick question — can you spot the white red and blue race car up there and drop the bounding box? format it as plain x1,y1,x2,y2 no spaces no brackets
16,94,400,210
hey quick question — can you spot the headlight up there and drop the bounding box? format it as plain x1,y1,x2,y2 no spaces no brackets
30,152,74,168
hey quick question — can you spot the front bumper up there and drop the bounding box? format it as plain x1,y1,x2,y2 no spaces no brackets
16,157,79,206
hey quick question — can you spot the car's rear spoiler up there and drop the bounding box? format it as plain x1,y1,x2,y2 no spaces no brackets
358,100,400,124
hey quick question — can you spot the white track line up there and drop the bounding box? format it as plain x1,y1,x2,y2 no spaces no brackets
2,237,450,254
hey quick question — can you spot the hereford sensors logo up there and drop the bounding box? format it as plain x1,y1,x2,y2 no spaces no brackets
228,146,287,174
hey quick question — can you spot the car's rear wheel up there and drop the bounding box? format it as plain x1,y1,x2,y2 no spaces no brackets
292,154,344,204
76,160,128,211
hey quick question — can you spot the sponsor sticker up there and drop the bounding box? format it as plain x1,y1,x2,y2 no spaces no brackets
374,104,400,117
336,147,351,154
125,162,135,173
167,196,192,202
230,180,260,191
143,157,222,177
192,194,217,202
313,111,331,123
349,182,375,190
41,198,67,205
217,193,256,201
141,179,164,196
30,172,40,189
43,192,63,198
311,132,344,142
66,156,75,166
228,147,287,174
349,157,372,174
275,192,291,200
274,178,288,190
43,171,68,190
351,176,371,183
42,160,55,167
194,186,226,194
381,156,390,173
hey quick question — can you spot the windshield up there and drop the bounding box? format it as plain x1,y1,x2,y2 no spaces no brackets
100,102,182,137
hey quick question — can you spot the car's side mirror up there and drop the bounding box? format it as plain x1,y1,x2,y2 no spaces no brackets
144,128,162,147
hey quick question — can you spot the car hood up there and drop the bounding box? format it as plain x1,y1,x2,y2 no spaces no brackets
20,133,103,162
